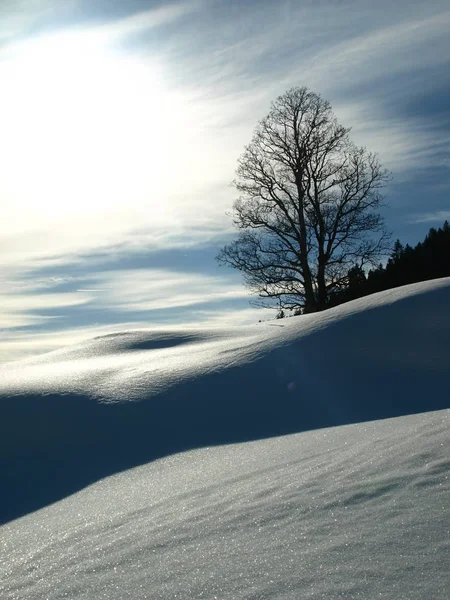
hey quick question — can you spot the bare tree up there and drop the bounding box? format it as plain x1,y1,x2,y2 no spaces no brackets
217,87,391,313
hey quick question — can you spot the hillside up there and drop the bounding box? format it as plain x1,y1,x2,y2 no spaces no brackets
0,279,449,598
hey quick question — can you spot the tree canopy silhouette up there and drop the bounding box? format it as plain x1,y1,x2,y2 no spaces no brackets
217,87,390,313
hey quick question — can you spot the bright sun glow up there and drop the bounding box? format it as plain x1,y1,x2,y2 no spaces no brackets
0,31,182,232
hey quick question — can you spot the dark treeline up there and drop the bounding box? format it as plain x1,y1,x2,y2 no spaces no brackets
328,221,450,308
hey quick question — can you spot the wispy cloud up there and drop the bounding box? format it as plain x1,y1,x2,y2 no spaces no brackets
410,211,450,224
0,272,93,331
302,10,450,94
0,0,58,41
87,269,251,312
331,101,450,174
0,0,449,361
1,0,449,268
96,0,202,40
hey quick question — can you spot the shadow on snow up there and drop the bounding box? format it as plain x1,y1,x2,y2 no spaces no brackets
1,283,449,525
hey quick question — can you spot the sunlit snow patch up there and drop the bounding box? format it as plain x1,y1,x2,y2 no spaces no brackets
1,409,449,599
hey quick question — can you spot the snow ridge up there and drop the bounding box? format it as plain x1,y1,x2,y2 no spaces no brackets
0,279,449,598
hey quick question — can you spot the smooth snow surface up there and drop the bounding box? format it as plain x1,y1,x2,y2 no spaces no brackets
1,410,449,599
1,279,450,598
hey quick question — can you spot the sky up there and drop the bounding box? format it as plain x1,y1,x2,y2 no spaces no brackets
0,0,449,362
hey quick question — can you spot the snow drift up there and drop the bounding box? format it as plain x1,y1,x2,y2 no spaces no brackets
1,409,449,599
0,279,449,599
0,278,449,527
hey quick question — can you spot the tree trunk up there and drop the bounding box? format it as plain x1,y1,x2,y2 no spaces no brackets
302,267,316,312
294,170,315,311
316,259,327,311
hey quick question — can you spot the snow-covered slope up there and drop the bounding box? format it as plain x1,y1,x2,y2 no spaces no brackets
1,279,449,598
1,409,449,600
